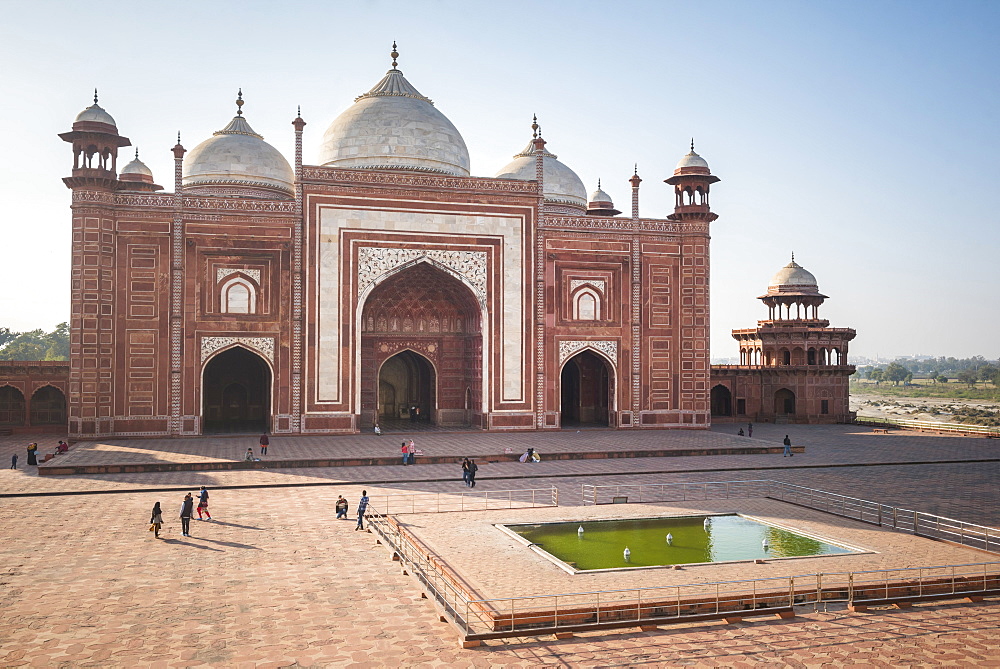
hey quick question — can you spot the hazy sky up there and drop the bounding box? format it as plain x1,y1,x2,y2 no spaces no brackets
1,0,997,359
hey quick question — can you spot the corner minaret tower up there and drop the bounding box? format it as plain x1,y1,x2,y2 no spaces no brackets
665,140,719,222
59,90,132,190
59,91,131,437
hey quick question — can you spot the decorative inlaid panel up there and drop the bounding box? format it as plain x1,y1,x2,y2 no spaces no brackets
357,247,487,303
558,340,618,365
569,279,605,293
200,336,275,363
216,268,261,283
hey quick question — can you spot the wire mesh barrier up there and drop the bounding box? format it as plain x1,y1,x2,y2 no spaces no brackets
364,483,1000,645
853,415,1000,437
370,487,559,514
582,480,1000,554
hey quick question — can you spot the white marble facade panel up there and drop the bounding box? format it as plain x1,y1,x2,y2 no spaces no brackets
315,205,526,407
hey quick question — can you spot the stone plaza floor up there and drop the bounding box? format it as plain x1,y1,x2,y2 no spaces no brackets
1,423,999,666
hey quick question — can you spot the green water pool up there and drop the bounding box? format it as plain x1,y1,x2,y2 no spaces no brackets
506,515,858,570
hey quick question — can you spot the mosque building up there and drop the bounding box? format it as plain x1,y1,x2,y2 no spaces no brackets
0,44,853,438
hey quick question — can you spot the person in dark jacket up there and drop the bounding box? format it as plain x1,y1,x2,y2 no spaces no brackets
467,459,479,488
150,502,163,538
259,433,269,456
180,493,194,537
197,486,212,520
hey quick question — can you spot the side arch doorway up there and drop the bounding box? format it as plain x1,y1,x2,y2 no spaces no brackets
30,386,67,426
202,347,272,434
710,384,732,417
775,388,796,416
560,350,613,427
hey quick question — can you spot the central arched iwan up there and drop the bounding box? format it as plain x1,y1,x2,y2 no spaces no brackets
360,262,483,428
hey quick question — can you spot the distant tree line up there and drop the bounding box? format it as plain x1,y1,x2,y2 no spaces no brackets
855,355,1000,388
0,323,69,361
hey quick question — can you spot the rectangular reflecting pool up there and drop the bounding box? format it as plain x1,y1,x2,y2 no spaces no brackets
504,514,861,571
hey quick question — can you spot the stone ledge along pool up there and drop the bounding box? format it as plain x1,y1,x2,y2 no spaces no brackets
505,514,860,571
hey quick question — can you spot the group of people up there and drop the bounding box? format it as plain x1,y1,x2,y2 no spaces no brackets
400,439,416,465
461,458,478,487
737,423,795,456
335,491,371,529
243,433,271,462
149,486,212,539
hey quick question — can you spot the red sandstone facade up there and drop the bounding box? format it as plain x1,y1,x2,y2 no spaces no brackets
45,87,717,439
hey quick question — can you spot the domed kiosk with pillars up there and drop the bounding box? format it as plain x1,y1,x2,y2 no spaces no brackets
710,255,856,424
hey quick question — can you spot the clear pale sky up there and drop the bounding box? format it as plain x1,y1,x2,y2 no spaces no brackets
1,0,997,360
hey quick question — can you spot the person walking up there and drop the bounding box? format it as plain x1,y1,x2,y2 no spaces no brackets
197,486,212,520
355,490,370,531
401,441,409,466
461,458,471,486
336,495,349,520
747,422,753,438
180,493,194,537
407,439,416,465
150,502,163,539
783,435,793,457
26,443,38,466
468,459,478,488
259,433,269,456
10,453,17,469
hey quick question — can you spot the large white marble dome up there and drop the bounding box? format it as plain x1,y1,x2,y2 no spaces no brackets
318,49,471,177
494,139,588,210
182,101,295,198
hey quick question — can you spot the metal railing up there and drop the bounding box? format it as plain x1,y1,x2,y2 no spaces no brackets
582,480,1000,554
366,482,1000,643
854,415,1000,437
371,487,558,514
460,561,1000,639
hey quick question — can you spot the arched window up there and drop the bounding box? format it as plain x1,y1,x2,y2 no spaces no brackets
221,278,256,314
572,287,602,321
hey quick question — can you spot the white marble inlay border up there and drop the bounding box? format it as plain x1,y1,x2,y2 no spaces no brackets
357,248,487,303
201,336,275,363
559,340,618,365
570,279,605,293
216,268,261,284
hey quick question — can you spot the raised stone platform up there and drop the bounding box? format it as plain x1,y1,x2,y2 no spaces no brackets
38,443,805,476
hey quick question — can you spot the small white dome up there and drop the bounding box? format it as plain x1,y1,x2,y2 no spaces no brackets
675,150,709,171
494,140,587,210
769,257,819,291
120,151,153,178
183,114,294,197
318,65,470,176
589,184,613,204
74,102,117,128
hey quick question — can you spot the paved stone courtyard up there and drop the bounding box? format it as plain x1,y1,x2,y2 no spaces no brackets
2,424,999,666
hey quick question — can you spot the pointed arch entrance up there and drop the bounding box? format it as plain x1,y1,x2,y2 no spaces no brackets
202,347,272,433
561,350,613,427
775,388,796,416
378,350,436,424
710,384,732,417
0,386,26,427
361,261,483,428
30,386,67,426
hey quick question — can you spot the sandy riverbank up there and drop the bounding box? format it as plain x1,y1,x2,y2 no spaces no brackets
851,391,1000,423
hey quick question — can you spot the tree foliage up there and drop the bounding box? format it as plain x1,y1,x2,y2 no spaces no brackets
0,323,69,361
882,362,909,386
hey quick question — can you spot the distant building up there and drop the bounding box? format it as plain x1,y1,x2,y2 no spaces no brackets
709,257,856,424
